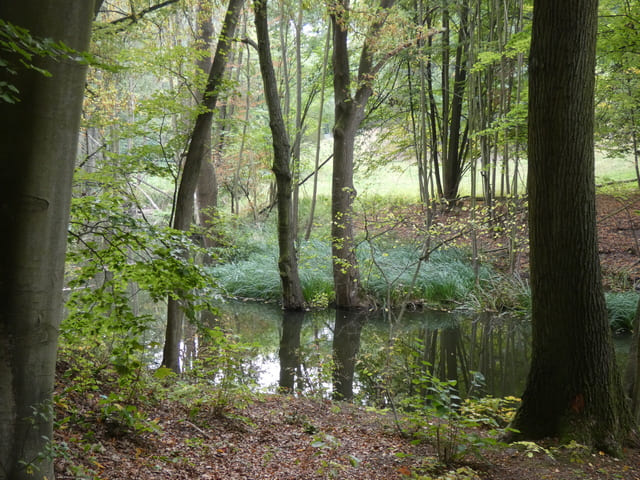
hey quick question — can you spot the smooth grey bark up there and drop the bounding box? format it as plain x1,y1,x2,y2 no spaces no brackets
0,2,94,478
194,0,219,248
162,0,244,373
508,0,632,454
253,0,305,310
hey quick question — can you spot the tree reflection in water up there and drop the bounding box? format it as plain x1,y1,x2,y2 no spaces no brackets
206,302,607,404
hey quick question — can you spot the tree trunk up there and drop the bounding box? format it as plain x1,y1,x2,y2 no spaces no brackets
254,0,305,310
194,0,219,248
442,0,469,204
624,299,640,422
162,0,244,373
0,3,94,478
330,0,396,309
509,0,632,454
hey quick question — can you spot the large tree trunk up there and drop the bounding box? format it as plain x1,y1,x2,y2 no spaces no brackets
0,2,94,478
162,0,244,373
509,0,632,454
330,0,396,309
253,0,305,310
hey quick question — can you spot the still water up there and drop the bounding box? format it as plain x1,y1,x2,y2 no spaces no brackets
182,301,633,406
190,301,543,405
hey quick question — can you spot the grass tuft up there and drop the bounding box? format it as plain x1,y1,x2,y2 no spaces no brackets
605,291,638,332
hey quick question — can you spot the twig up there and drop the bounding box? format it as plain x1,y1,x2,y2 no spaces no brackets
182,420,213,440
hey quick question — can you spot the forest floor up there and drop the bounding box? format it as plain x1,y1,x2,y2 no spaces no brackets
53,193,640,480
594,193,640,289
54,392,640,480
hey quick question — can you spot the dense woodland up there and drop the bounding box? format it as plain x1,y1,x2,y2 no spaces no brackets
1,0,640,478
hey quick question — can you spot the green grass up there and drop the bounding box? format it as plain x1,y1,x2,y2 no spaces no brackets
605,291,639,332
296,146,636,200
210,225,494,309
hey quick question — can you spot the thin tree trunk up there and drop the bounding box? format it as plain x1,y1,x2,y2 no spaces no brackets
304,23,331,241
0,3,94,478
292,1,303,237
442,0,469,204
253,0,305,310
162,0,244,373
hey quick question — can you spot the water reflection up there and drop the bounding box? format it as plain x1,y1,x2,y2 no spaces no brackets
278,311,304,392
332,310,366,401
211,302,535,404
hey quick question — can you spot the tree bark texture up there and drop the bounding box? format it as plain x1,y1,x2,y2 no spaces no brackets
254,0,306,310
330,0,395,309
509,0,632,454
0,2,94,478
162,0,244,373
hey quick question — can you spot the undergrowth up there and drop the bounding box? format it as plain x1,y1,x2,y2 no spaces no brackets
209,227,506,311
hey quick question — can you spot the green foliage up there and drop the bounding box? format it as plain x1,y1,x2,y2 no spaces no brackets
361,244,489,307
605,291,639,332
511,440,555,460
357,332,513,466
65,163,220,383
0,18,117,103
459,396,520,428
174,327,259,414
595,0,640,160
400,366,510,466
212,220,495,309
470,274,531,314
98,392,161,436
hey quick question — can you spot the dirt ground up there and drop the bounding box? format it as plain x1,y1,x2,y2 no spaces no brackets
54,394,640,480
595,193,640,289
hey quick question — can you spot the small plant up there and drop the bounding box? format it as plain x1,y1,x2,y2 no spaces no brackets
459,396,521,427
98,392,161,437
395,360,511,466
553,440,591,463
511,440,555,460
